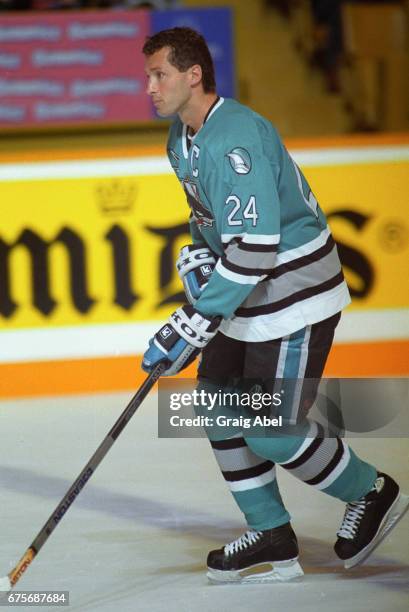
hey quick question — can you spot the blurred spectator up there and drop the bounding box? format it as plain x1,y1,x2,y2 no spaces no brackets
31,0,83,8
106,1,157,8
308,0,407,93
56,0,83,8
84,0,177,7
0,0,32,9
341,0,408,131
0,0,177,8
346,0,404,3
264,0,294,19
309,0,343,93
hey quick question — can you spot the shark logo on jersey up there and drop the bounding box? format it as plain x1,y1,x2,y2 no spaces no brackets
227,147,252,175
168,148,180,170
182,179,214,227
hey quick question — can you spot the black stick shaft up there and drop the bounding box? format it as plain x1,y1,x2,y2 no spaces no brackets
7,363,166,587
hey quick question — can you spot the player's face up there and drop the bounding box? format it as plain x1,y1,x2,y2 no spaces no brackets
145,47,192,117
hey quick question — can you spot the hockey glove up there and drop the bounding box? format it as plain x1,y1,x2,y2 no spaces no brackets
176,244,216,305
142,305,220,376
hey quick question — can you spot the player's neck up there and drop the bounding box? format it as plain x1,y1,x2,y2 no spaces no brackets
178,91,218,135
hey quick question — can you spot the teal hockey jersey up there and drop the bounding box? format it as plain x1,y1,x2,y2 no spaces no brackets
167,97,350,341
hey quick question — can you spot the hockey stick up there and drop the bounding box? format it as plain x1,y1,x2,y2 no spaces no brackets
0,362,167,592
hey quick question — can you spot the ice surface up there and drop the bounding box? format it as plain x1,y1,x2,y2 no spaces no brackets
0,392,407,611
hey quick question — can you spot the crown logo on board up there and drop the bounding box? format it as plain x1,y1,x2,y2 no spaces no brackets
96,179,137,215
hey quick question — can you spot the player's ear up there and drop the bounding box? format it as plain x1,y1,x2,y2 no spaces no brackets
190,64,203,88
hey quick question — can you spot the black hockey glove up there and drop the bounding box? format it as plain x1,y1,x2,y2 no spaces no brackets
142,305,221,376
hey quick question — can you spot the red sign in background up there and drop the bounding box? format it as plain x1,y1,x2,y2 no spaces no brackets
0,10,151,129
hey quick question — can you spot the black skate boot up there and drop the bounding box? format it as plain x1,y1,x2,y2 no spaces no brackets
335,472,409,569
206,522,303,583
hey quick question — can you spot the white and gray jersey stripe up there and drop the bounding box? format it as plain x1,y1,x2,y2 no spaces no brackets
219,228,350,341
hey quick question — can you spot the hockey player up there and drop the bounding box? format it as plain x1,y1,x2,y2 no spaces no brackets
141,27,408,583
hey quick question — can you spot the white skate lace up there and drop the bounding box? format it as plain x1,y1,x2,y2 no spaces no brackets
337,499,367,539
224,530,263,556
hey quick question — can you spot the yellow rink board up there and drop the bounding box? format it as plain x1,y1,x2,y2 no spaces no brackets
306,162,409,309
1,157,408,330
1,173,188,328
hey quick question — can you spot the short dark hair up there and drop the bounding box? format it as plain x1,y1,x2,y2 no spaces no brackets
142,27,216,93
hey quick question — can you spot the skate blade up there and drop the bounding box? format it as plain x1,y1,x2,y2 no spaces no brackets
344,493,409,569
207,559,304,584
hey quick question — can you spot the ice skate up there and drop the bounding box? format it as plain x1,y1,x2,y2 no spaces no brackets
206,522,304,584
335,473,409,569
